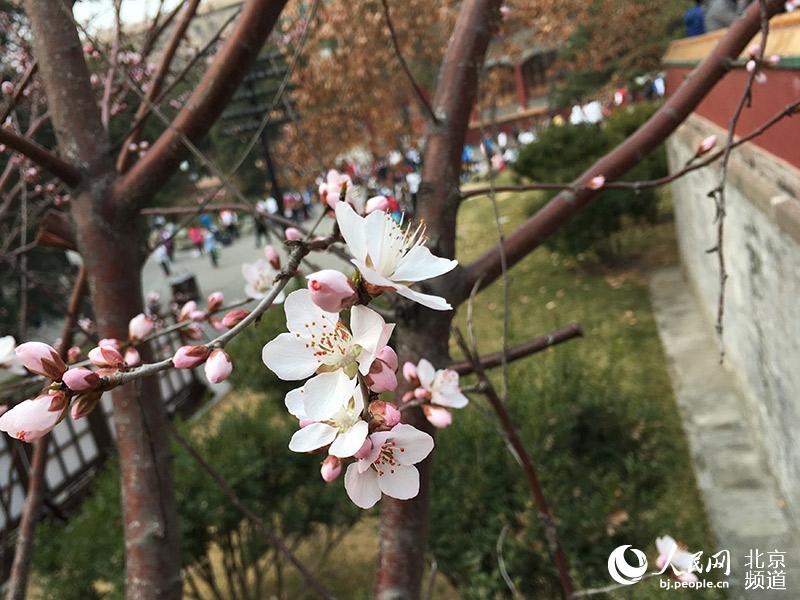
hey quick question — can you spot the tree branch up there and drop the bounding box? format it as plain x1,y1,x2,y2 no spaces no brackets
448,323,583,375
0,127,81,187
116,0,202,172
0,60,38,125
379,0,438,125
114,0,290,207
459,0,786,303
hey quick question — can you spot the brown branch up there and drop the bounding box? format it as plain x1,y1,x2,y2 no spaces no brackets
453,326,574,599
379,0,438,125
116,0,202,173
166,422,336,600
0,61,38,125
6,266,87,600
100,0,123,131
141,0,184,60
0,127,82,187
114,0,290,207
449,324,583,375
460,0,787,303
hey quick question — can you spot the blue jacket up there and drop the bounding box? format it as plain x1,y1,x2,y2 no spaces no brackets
684,5,706,37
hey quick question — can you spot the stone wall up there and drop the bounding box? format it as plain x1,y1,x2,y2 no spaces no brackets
667,113,800,525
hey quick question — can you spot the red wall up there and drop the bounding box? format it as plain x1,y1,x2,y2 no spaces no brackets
666,66,800,170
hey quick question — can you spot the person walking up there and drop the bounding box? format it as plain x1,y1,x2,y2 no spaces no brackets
684,0,706,36
154,243,171,276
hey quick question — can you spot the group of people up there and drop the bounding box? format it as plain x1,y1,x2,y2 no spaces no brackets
685,0,798,37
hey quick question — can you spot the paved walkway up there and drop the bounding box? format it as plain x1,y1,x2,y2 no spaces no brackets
650,267,798,598
142,212,348,304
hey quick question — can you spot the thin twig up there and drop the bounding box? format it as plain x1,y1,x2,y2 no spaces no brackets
379,0,439,125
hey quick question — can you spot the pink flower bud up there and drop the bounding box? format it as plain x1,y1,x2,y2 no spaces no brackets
189,310,207,322
67,346,81,363
401,391,415,403
207,291,224,312
62,367,100,392
697,135,717,155
173,345,210,369
48,390,68,412
128,313,154,341
124,347,141,367
71,391,102,420
353,437,373,460
402,361,419,384
1,81,13,96
182,323,204,340
15,342,66,380
264,245,281,269
587,175,606,190
755,71,768,84
221,309,249,328
365,195,390,214
179,300,197,321
307,269,357,313
88,345,124,369
204,349,232,384
98,338,120,348
376,346,398,371
766,54,781,67
414,387,431,401
423,405,452,428
746,59,757,73
747,43,762,59
0,394,65,442
285,227,302,241
369,400,401,427
209,316,226,331
320,455,342,482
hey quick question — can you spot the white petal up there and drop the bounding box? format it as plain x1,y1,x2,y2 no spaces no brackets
389,424,435,465
352,260,398,289
351,305,394,375
0,336,15,358
262,333,319,380
353,385,366,414
288,422,337,453
329,420,369,458
284,289,338,335
416,359,436,389
392,245,458,283
393,284,453,311
284,387,308,419
364,211,392,275
335,202,368,261
344,462,381,509
303,370,357,421
433,390,468,409
377,464,419,500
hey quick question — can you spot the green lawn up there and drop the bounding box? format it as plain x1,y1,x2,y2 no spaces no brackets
431,178,724,598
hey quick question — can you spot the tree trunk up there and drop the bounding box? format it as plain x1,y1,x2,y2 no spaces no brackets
72,196,183,599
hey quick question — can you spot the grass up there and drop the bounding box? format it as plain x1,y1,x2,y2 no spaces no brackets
435,174,724,598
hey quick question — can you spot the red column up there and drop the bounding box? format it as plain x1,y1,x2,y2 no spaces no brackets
514,62,528,109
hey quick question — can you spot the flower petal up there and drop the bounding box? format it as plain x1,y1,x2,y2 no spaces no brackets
350,305,394,375
416,359,436,389
377,464,419,500
284,387,308,419
288,422,337,453
433,390,468,409
389,424,435,465
284,289,338,335
303,370,357,421
335,202,368,261
344,462,381,509
392,245,458,283
393,284,453,311
329,420,369,458
262,333,319,380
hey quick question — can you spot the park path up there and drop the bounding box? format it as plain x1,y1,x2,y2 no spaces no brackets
142,211,349,305
651,267,799,598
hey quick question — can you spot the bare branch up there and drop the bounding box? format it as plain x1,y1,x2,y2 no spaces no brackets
116,0,202,172
448,323,583,375
114,0,290,207
379,0,438,125
0,127,82,187
0,60,38,124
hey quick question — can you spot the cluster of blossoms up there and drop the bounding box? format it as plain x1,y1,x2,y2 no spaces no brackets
258,170,467,508
744,44,780,85
0,168,470,511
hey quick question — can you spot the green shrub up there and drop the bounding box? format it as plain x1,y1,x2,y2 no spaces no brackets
512,102,666,258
